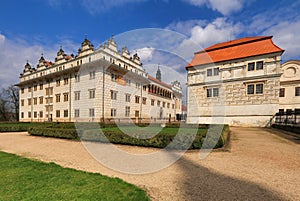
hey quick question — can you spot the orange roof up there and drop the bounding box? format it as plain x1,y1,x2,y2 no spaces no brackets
148,75,172,89
187,36,284,68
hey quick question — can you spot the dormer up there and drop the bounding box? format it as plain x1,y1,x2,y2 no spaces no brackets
55,47,66,64
122,46,130,59
78,37,94,57
107,36,118,52
171,80,182,94
133,53,141,65
37,55,46,70
23,62,33,76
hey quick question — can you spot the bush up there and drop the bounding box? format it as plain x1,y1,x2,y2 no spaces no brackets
28,127,79,140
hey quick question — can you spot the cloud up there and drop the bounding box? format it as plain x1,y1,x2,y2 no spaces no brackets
183,0,244,15
0,33,78,88
80,0,146,15
135,47,155,61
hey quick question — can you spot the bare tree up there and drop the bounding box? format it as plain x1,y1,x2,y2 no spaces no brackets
0,89,9,121
6,85,19,121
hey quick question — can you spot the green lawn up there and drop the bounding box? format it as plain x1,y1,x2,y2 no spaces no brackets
0,152,149,201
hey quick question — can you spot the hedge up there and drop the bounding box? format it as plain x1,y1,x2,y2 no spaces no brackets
28,125,230,149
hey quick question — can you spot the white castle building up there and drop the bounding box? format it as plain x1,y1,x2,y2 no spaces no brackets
18,37,182,122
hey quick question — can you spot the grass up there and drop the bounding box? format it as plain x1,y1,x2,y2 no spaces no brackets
0,151,149,201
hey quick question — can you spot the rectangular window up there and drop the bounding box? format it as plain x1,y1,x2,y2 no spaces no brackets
34,111,37,118
56,94,61,103
157,101,160,106
40,84,43,90
74,91,80,101
56,79,61,86
111,90,117,100
28,87,32,92
111,108,116,117
256,61,264,70
45,87,53,96
21,99,24,106
125,106,130,117
126,79,131,86
135,110,139,118
64,110,68,118
162,102,165,107
136,83,141,89
248,62,255,71
75,74,80,82
90,71,96,79
213,68,219,76
143,97,147,105
63,93,69,102
34,98,37,105
21,112,24,118
39,97,43,104
207,88,212,97
39,111,43,118
89,89,95,99
28,112,31,118
75,109,80,118
213,88,219,97
167,103,170,108
151,99,155,106
256,84,263,94
247,84,255,94
172,104,175,109
295,87,300,96
207,69,212,76
56,110,60,118
89,109,95,117
28,98,32,106
135,96,140,104
125,94,131,102
279,88,285,97
111,74,117,82
34,85,37,91
64,77,69,85
21,88,24,94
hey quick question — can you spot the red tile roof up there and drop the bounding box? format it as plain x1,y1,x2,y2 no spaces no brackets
186,36,284,68
148,75,172,89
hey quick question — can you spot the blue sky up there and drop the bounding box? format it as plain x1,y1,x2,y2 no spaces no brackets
0,0,300,89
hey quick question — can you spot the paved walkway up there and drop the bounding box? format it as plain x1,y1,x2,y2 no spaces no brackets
0,127,299,200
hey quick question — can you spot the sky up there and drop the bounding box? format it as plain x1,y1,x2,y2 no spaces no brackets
0,0,300,94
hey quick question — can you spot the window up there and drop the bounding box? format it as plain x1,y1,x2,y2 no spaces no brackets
247,84,255,94
207,69,212,76
135,110,139,118
89,109,95,117
256,61,264,70
34,85,37,91
248,62,255,71
56,110,60,118
46,87,53,96
125,94,131,102
21,88,24,94
213,88,219,97
21,99,24,106
39,111,43,118
75,109,80,118
136,83,141,89
21,112,24,118
125,106,130,117
75,74,80,82
56,94,61,102
143,97,147,105
157,101,160,106
167,103,170,108
56,79,61,86
213,68,219,76
247,83,264,95
64,110,68,118
295,87,300,96
207,89,212,97
39,97,43,104
28,112,31,118
40,84,43,90
90,71,96,79
111,74,117,82
163,102,165,107
279,88,285,97
126,79,131,86
279,109,284,114
28,87,32,92
89,89,95,99
74,91,80,101
172,104,175,109
64,77,69,85
28,98,32,106
111,90,117,100
111,108,116,117
135,96,140,104
63,93,69,102
34,98,37,105
151,99,155,106
34,111,37,118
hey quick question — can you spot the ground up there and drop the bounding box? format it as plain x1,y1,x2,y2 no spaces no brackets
0,127,299,200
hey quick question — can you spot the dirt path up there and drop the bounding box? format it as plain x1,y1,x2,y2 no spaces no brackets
0,127,299,200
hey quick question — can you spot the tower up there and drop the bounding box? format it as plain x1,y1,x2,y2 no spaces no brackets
156,65,161,81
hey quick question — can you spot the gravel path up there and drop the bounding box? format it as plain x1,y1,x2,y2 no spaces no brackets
0,127,299,200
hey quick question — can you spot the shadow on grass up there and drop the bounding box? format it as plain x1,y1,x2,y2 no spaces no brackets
174,155,285,201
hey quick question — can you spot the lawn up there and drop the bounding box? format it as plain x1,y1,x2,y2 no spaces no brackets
0,151,149,201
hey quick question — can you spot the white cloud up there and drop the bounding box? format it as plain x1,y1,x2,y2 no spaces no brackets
183,0,244,15
166,19,207,36
135,47,155,61
0,34,78,88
